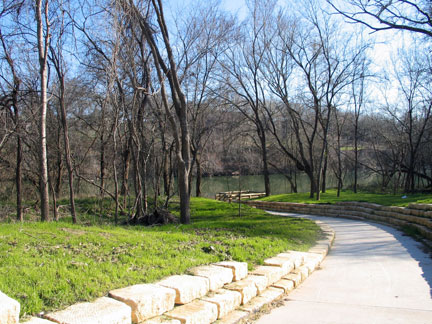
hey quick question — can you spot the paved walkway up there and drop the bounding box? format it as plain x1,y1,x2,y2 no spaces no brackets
256,212,432,324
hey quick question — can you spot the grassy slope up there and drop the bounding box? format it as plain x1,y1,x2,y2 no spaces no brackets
258,189,432,207
0,198,320,318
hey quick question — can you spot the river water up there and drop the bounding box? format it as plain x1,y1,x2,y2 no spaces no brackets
192,173,377,198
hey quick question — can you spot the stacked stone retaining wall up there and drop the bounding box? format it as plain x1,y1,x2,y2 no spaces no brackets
244,201,432,241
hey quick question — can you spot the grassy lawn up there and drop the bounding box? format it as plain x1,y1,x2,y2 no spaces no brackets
258,189,432,206
0,197,321,319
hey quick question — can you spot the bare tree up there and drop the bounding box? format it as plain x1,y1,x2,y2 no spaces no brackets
0,18,23,220
350,58,369,193
388,46,432,191
174,1,234,197
264,3,364,198
49,1,77,223
327,0,432,38
126,0,192,223
331,107,348,197
218,0,277,196
36,0,51,221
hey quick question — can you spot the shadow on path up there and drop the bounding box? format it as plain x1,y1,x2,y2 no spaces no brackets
371,221,432,298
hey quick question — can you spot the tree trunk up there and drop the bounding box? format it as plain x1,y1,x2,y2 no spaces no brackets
153,153,162,209
55,126,63,198
257,128,271,196
262,140,271,196
112,123,119,225
121,135,132,206
16,134,23,221
59,85,77,223
321,148,328,193
163,148,170,196
289,169,298,193
354,121,359,193
178,157,191,224
337,144,343,198
36,0,50,222
100,132,105,197
50,181,58,221
195,156,202,197
142,159,148,214
132,149,144,219
308,171,316,198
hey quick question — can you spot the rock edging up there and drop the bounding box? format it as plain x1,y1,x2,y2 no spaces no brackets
1,221,334,324
245,201,432,242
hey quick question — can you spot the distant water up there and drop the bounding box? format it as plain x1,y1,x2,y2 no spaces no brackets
192,173,377,198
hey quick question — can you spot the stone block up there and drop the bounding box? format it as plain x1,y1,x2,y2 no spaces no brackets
240,287,284,313
408,203,432,211
157,275,209,304
272,279,294,293
293,265,310,281
201,289,242,319
216,310,249,324
44,297,131,324
21,318,56,324
283,272,302,287
214,261,248,281
165,300,218,324
141,316,181,324
276,252,304,268
263,257,294,274
250,265,285,285
224,278,258,305
188,265,233,291
0,291,19,324
109,284,176,322
304,254,322,272
244,275,268,294
306,251,325,263
315,240,331,248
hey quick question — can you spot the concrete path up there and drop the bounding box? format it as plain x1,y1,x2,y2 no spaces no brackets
256,212,432,324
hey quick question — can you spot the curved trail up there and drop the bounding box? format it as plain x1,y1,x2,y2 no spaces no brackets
256,212,432,324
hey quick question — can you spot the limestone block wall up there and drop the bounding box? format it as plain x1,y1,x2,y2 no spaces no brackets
244,201,432,241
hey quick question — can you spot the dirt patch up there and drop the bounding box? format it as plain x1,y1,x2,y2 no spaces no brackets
60,228,87,235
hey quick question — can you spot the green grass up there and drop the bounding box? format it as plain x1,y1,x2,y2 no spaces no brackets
0,197,321,319
258,189,432,206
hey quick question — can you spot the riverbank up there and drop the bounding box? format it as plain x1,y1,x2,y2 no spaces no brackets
258,189,432,206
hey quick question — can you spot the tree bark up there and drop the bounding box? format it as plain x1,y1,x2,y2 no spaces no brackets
260,130,271,196
100,131,105,197
309,173,316,198
121,135,132,204
16,134,22,221
50,181,58,221
195,156,202,197
163,146,171,196
321,147,328,193
354,117,359,193
55,143,63,198
36,0,50,221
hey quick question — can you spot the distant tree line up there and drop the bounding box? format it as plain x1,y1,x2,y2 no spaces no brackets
0,0,431,223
